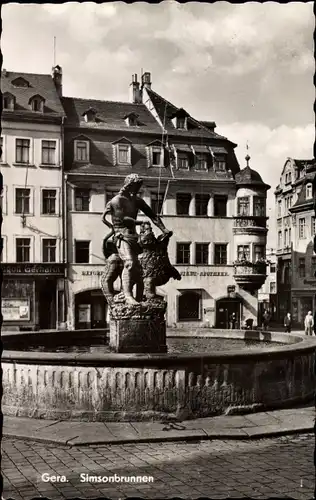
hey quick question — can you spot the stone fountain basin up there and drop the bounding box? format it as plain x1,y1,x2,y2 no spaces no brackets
2,329,316,421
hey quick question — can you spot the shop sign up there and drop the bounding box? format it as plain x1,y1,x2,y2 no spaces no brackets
82,270,103,276
180,271,229,277
2,298,30,321
2,264,65,276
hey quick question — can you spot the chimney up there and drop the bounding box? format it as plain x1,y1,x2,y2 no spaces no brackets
129,74,142,104
52,65,63,97
141,71,151,91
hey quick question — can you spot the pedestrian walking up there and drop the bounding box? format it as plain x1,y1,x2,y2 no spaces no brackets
284,312,292,333
229,312,237,329
262,309,271,331
304,311,314,336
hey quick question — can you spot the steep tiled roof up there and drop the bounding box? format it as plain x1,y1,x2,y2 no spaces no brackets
62,97,162,133
1,70,64,116
67,162,174,181
290,173,314,210
293,159,316,171
145,88,231,141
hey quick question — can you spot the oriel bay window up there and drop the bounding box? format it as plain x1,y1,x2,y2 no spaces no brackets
42,189,57,215
16,238,31,262
15,188,30,214
74,188,90,211
43,239,57,263
16,138,30,164
176,243,191,264
41,140,57,165
196,243,209,265
195,194,209,216
237,196,250,216
214,244,227,265
176,193,191,215
253,196,265,216
237,245,250,262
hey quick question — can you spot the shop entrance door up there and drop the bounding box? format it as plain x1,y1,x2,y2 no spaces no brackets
75,290,107,330
216,298,241,329
38,279,56,329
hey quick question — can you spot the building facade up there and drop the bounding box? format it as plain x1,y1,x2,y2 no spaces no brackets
275,157,316,325
62,72,270,330
1,67,66,330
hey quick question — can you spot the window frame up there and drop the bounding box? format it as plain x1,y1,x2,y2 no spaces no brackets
298,257,306,278
195,193,209,216
306,183,313,200
116,143,132,166
298,218,306,239
74,188,91,212
14,186,33,215
253,196,266,217
237,196,250,216
74,240,91,264
177,153,189,171
214,195,227,217
150,146,164,167
253,244,265,262
74,139,90,163
237,244,250,262
176,192,192,216
278,230,283,249
2,93,15,110
195,243,209,265
214,243,228,265
0,135,6,163
15,137,32,165
150,192,164,215
176,242,191,265
194,153,208,171
41,188,58,216
42,238,57,263
41,139,57,166
15,236,32,263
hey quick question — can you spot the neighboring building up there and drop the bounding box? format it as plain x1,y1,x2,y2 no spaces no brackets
1,66,66,330
258,248,277,323
62,71,270,330
275,157,316,325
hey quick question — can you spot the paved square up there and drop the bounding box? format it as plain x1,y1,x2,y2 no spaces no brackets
2,434,314,499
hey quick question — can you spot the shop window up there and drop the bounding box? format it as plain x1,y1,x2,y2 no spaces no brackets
43,239,56,263
74,139,89,162
214,195,227,216
16,138,30,164
214,243,227,265
75,241,90,263
196,243,209,265
254,245,265,261
253,196,265,216
237,196,250,216
176,243,190,264
270,282,276,294
195,194,209,216
74,188,90,211
178,291,201,321
176,193,191,215
42,189,57,215
298,258,305,278
299,218,306,239
151,192,163,215
237,245,250,261
15,188,30,214
42,140,57,165
16,238,31,262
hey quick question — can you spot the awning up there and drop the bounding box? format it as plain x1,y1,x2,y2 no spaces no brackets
192,145,210,154
173,144,192,153
210,146,228,155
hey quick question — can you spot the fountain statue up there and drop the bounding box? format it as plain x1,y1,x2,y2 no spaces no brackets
100,174,181,353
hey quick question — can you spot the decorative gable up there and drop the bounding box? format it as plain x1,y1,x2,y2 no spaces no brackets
11,77,30,88
28,94,45,112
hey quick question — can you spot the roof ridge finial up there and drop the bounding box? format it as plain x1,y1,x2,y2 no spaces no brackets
245,141,250,167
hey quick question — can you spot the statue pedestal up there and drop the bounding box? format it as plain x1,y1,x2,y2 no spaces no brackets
108,299,168,353
109,318,167,353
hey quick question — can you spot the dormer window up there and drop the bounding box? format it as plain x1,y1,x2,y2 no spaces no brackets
176,117,187,129
178,153,189,170
117,144,131,165
29,95,45,112
3,92,15,110
171,108,189,130
11,77,30,88
74,139,90,162
83,108,97,123
152,147,163,167
306,183,313,199
124,112,139,127
215,159,226,171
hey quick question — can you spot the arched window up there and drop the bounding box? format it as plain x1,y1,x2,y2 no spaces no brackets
29,95,45,112
306,183,312,200
178,291,201,321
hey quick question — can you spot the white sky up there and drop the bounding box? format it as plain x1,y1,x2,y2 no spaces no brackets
2,2,314,247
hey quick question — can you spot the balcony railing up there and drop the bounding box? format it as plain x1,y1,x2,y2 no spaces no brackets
233,216,267,233
233,260,267,291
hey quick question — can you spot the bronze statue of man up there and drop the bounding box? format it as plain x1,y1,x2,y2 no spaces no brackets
101,174,172,305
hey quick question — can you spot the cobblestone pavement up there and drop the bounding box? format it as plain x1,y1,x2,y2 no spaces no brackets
2,434,314,500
